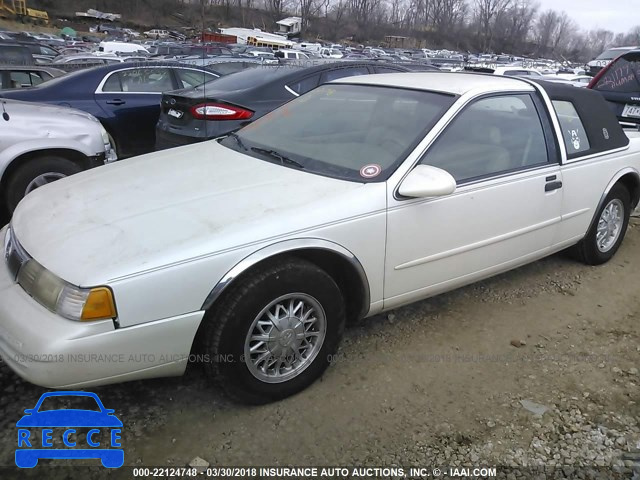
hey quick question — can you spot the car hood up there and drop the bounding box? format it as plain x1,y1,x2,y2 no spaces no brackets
0,99,98,123
11,141,382,286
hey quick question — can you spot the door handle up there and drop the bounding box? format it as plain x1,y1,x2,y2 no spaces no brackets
545,181,563,192
106,99,125,105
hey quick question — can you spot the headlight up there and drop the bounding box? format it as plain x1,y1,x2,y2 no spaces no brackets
100,125,110,145
6,227,117,322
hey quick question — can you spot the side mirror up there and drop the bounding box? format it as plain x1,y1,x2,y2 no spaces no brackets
398,164,456,198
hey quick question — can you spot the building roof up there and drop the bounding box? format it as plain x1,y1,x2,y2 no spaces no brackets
276,17,302,26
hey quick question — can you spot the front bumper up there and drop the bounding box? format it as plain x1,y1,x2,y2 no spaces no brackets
0,226,204,388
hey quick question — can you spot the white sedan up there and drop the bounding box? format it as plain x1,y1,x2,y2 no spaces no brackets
1,73,639,403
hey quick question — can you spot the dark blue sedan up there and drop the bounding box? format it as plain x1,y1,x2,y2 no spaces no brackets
0,62,221,158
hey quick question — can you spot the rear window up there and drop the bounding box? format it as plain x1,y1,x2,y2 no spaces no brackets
553,101,590,156
594,53,640,92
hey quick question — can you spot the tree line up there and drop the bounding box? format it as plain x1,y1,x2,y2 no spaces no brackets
34,0,640,62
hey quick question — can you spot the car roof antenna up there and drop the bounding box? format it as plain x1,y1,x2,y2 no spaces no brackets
2,101,9,121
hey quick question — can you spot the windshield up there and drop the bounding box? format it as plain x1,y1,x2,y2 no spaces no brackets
220,84,455,182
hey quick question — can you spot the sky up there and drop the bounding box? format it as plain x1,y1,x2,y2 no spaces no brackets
537,0,639,33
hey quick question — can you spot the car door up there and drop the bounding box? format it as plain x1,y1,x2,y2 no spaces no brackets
384,93,563,309
94,67,175,157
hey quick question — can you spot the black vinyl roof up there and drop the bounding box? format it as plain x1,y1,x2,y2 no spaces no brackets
532,79,629,157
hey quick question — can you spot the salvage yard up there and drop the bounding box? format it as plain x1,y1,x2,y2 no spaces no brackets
1,220,639,478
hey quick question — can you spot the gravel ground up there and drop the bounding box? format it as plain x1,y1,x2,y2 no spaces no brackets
0,220,639,480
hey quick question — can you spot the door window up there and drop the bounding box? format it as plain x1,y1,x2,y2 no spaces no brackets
9,71,45,87
421,94,549,182
102,68,173,93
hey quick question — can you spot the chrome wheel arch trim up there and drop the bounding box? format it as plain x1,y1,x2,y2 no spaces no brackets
201,238,371,318
586,167,640,236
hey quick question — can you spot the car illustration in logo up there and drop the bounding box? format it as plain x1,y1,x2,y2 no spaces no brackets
16,391,123,468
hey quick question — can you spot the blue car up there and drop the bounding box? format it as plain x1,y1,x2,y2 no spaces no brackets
16,391,124,468
0,62,221,158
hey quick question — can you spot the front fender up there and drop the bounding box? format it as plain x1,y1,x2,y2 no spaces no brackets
201,238,371,316
0,138,99,180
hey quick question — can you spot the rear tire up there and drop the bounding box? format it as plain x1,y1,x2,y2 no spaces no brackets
201,258,346,404
4,156,82,215
573,183,630,265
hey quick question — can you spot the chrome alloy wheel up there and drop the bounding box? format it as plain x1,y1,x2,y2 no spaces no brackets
25,172,67,195
244,293,327,384
596,198,624,253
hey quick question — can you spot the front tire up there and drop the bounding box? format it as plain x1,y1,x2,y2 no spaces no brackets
201,259,346,404
573,183,631,265
4,156,82,215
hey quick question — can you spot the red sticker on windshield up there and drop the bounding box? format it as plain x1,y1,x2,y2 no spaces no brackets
360,164,382,179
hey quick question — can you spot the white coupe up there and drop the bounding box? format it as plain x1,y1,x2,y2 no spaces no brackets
1,73,639,403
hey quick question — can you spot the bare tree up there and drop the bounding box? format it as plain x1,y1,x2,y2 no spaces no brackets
474,0,512,51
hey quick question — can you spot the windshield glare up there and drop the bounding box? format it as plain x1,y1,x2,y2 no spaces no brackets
221,84,455,182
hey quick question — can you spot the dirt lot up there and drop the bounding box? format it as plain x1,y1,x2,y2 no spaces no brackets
0,219,639,479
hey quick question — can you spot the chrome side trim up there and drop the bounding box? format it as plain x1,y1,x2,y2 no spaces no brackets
394,216,561,271
563,145,630,164
201,238,371,318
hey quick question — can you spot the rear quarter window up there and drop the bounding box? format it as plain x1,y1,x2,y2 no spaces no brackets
552,100,590,156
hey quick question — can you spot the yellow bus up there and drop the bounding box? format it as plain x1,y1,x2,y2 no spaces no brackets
247,36,292,51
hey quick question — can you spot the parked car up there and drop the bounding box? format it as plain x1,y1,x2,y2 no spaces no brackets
0,65,65,89
275,50,309,60
319,47,343,59
155,61,416,150
588,49,640,127
2,74,637,403
144,29,171,39
0,43,33,65
98,41,149,55
587,46,639,76
0,40,59,59
0,62,221,158
0,98,114,215
490,66,545,77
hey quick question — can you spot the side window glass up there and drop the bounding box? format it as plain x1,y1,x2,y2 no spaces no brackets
319,67,369,83
9,71,31,87
118,68,173,93
30,72,45,86
102,73,122,92
176,69,217,88
552,100,590,155
421,95,549,182
287,74,320,94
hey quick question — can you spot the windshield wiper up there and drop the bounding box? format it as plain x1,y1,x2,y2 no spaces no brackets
227,132,247,151
250,147,304,169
